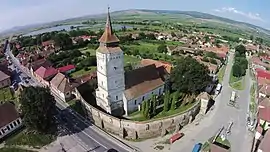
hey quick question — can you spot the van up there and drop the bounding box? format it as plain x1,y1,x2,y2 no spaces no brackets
192,143,202,152
215,84,222,95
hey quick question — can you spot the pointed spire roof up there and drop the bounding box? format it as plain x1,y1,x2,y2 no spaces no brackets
99,7,120,44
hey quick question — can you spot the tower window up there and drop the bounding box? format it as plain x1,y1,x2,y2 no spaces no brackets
116,96,118,100
134,100,137,105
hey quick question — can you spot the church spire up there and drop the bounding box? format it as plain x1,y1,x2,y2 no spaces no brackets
99,7,119,44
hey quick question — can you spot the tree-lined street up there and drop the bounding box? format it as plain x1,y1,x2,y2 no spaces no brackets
171,51,254,152
5,43,132,152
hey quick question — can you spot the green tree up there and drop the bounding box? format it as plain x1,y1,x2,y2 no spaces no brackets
144,100,150,119
232,63,243,77
170,56,211,94
85,52,91,57
53,33,72,50
157,44,167,53
163,91,170,112
151,95,157,117
141,101,146,115
250,35,254,41
209,58,217,65
171,32,176,37
171,92,179,110
20,87,56,133
235,45,246,56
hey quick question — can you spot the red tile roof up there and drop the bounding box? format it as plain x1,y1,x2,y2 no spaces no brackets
77,72,97,83
256,68,270,80
258,77,270,86
98,8,120,44
124,64,164,100
258,130,270,152
258,98,270,122
58,65,76,73
141,59,172,74
35,66,58,79
42,40,54,47
252,56,270,69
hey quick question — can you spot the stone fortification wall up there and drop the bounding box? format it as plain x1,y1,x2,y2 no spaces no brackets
75,88,200,139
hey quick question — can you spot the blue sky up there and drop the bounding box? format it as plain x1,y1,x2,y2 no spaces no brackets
0,0,268,31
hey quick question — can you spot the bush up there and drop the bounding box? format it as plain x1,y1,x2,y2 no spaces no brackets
209,58,217,64
202,56,209,62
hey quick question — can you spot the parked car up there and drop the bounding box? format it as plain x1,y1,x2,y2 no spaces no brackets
169,132,184,144
192,143,202,152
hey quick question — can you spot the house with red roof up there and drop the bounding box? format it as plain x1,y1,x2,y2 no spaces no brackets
57,65,76,74
257,130,270,152
256,68,270,80
42,40,55,51
255,98,270,152
251,57,269,71
34,66,58,86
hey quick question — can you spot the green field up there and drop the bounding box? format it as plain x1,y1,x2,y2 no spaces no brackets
71,66,96,78
0,147,36,152
217,65,226,82
5,129,56,148
0,87,14,102
229,69,245,90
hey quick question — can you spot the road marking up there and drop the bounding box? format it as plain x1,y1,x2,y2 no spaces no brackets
74,125,108,149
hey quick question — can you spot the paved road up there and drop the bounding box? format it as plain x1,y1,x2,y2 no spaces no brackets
5,44,131,152
169,51,253,152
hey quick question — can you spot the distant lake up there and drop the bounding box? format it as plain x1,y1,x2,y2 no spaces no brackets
23,24,133,36
23,24,87,36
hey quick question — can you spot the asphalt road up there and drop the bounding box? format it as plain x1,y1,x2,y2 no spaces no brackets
5,44,130,152
169,51,253,152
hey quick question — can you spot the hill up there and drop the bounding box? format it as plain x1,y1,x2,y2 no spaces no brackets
1,9,270,41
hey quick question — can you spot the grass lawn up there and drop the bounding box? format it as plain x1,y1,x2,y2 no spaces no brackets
129,101,198,121
229,69,245,90
79,47,96,55
124,55,140,65
70,66,96,78
250,83,256,114
124,41,158,54
0,87,14,102
217,65,226,82
5,129,56,148
0,147,36,152
202,136,231,152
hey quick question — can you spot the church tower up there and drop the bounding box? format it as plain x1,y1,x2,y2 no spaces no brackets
95,7,125,116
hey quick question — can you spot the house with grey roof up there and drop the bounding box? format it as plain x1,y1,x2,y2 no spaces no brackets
0,102,22,139
0,70,11,89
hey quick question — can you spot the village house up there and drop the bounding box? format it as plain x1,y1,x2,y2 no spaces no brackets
251,56,270,71
28,59,53,76
57,64,76,74
0,70,11,89
0,102,22,139
95,10,169,116
50,73,80,101
42,40,55,51
34,66,58,86
76,72,97,84
245,43,259,54
257,130,270,152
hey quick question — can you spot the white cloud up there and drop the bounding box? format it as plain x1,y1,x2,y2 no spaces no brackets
214,7,264,22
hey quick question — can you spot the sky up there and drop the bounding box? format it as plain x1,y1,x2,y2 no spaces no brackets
0,0,269,31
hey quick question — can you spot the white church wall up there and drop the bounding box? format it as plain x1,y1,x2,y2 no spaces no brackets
125,85,164,115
